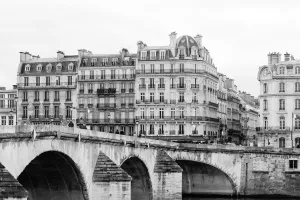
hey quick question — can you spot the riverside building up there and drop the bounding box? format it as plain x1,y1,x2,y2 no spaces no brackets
76,49,136,135
257,52,300,148
135,32,219,140
17,51,78,126
0,86,17,125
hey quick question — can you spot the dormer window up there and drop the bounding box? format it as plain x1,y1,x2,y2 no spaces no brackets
36,64,42,72
123,57,129,65
102,58,108,66
82,59,87,67
150,51,156,60
91,58,97,66
140,51,147,60
279,67,285,74
46,64,52,72
56,63,62,71
68,63,74,71
159,50,166,60
25,64,31,72
296,66,300,74
112,58,118,66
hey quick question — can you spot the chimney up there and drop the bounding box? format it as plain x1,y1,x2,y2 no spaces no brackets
194,34,202,47
267,53,272,65
169,32,177,48
13,85,17,90
57,51,65,60
19,52,26,62
31,55,39,60
24,52,32,61
269,52,281,65
284,52,290,61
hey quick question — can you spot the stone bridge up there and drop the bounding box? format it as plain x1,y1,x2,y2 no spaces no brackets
0,125,300,200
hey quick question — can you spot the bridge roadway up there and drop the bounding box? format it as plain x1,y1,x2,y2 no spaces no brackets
0,125,300,200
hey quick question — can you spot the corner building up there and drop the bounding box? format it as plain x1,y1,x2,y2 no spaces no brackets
76,49,136,135
136,32,219,138
258,52,300,148
17,51,78,126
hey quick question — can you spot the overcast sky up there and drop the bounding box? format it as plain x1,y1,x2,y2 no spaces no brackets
1,0,300,96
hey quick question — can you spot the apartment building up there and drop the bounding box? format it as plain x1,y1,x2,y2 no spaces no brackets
217,73,228,141
76,49,136,135
135,32,219,139
17,51,78,126
0,86,17,125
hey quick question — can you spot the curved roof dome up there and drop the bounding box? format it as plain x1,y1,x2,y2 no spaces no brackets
176,35,199,49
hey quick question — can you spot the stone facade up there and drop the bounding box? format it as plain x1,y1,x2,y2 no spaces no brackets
17,51,78,126
257,52,300,148
76,49,136,135
135,32,219,138
0,86,17,126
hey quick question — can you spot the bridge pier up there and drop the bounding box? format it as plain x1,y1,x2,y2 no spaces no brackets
92,152,132,200
152,150,183,200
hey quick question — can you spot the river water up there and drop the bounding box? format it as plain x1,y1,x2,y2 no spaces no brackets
183,197,297,200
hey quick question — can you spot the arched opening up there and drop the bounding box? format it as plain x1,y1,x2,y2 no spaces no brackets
68,121,74,127
279,137,285,148
17,151,88,200
176,160,236,197
120,157,152,200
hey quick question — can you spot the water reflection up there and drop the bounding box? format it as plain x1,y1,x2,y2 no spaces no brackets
183,197,298,200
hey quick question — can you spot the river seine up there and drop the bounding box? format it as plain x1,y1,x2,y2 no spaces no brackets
183,197,297,200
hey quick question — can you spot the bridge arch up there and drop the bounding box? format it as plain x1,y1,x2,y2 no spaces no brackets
176,159,237,197
120,155,152,200
17,150,89,200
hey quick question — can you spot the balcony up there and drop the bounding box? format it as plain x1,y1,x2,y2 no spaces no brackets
158,130,164,135
18,82,76,89
66,98,72,102
54,99,60,102
191,84,199,89
170,100,176,104
88,104,93,108
88,89,93,94
178,99,185,103
79,89,84,94
179,55,185,59
208,101,219,108
170,84,176,89
192,100,198,103
169,130,176,135
158,84,165,89
177,84,186,89
192,55,198,60
121,103,126,108
96,88,116,96
97,103,116,109
79,104,84,108
34,99,40,102
139,84,146,89
178,130,184,135
128,103,134,108
256,126,291,133
192,130,198,135
129,88,134,93
148,84,155,89
121,89,126,93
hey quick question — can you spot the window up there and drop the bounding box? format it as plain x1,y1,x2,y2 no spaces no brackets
66,106,72,118
179,92,184,102
160,51,166,60
46,64,52,72
150,64,155,73
171,108,175,118
67,76,72,85
82,59,87,66
263,83,267,93
263,99,268,111
159,108,164,119
24,77,29,86
101,70,105,79
34,91,39,101
150,93,154,102
54,91,60,101
296,99,300,110
8,116,13,125
23,91,28,101
56,63,62,71
37,64,42,72
264,117,268,129
296,137,300,147
1,116,6,125
54,106,60,118
296,67,300,74
91,58,97,66
141,64,145,73
160,93,164,103
171,64,174,72
296,82,300,92
295,118,300,130
179,77,184,88
279,116,285,129
192,93,197,103
140,93,145,102
44,106,49,118
180,63,184,72
66,90,71,101
149,124,154,135
140,108,145,119
141,51,147,60
101,58,108,66
46,76,50,86
23,106,27,118
150,51,156,60
279,82,285,92
150,108,155,119
25,64,30,72
279,99,285,110
160,64,164,73
36,77,40,86
111,70,116,79
179,124,184,134
90,71,94,79
112,58,118,66
56,76,60,86
279,67,285,74
279,137,285,148
289,160,298,169
159,124,164,134
68,63,74,70
44,91,49,101
179,108,184,118
34,106,39,118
